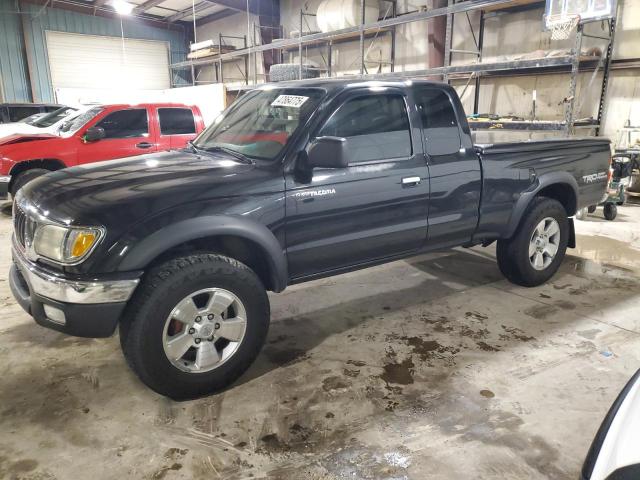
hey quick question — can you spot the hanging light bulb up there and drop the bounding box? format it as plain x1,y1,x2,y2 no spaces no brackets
112,0,134,15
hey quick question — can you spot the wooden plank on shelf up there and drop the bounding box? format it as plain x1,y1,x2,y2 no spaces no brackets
187,45,237,60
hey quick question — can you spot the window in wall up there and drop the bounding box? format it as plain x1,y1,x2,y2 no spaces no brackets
318,94,412,163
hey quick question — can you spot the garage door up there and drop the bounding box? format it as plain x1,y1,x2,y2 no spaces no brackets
46,31,170,91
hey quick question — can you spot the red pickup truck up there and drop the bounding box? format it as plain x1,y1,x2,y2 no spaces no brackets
0,103,204,199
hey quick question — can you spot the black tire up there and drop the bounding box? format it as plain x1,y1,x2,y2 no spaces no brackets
119,254,270,400
587,205,597,214
10,168,50,197
603,203,617,221
496,197,569,287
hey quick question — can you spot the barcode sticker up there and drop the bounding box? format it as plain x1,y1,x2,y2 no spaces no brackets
271,95,309,108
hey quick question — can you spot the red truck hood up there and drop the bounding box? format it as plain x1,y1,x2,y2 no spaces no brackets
0,133,60,146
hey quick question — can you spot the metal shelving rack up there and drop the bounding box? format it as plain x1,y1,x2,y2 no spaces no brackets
278,2,397,79
443,0,618,134
169,0,545,75
169,0,618,135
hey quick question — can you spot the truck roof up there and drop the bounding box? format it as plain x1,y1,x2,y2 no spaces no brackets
89,103,197,110
255,78,447,93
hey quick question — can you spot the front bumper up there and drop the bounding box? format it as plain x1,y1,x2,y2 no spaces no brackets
0,175,9,199
9,242,141,337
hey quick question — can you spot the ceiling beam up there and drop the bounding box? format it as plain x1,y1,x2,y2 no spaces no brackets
166,0,210,22
19,0,185,31
133,0,166,14
195,7,236,25
200,0,277,16
92,0,108,15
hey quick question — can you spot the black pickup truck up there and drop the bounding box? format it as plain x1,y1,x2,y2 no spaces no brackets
9,79,610,399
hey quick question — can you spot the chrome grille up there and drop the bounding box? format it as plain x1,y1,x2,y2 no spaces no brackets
13,204,36,249
13,204,27,247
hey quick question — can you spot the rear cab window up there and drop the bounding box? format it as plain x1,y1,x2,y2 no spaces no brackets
414,87,461,156
158,108,196,135
318,93,412,164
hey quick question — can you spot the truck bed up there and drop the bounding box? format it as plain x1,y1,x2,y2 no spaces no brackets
473,137,611,242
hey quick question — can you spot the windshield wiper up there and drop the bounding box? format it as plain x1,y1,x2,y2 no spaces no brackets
196,145,254,164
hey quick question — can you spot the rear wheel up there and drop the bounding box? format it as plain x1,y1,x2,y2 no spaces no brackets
119,254,270,399
10,168,50,197
603,203,617,221
497,197,569,287
587,205,597,214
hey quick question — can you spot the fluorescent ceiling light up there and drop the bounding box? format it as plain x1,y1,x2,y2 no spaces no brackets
112,0,134,15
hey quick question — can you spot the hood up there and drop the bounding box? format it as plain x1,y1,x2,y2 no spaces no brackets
0,133,59,146
0,123,41,139
23,149,278,227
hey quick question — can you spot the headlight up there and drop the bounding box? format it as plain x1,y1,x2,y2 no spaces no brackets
33,224,103,264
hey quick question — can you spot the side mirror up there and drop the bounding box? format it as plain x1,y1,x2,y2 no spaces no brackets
83,126,105,142
582,368,640,480
307,136,349,169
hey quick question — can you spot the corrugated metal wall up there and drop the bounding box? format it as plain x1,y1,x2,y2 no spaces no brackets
0,0,31,102
0,0,189,103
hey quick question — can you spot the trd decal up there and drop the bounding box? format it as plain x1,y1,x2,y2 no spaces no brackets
582,171,607,184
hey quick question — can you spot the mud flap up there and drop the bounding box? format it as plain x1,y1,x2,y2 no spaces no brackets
568,217,576,248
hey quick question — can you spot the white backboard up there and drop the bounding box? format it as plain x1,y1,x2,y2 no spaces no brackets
545,0,617,23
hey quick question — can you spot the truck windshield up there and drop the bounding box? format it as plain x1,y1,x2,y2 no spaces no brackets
193,88,325,160
59,106,104,135
27,107,77,128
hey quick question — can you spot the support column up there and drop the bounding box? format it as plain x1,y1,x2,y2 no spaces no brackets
255,0,280,82
428,0,448,70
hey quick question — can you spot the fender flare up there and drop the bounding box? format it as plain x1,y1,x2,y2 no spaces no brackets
117,215,288,292
8,158,66,176
504,171,579,239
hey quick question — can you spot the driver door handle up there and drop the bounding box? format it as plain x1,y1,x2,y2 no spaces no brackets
136,142,153,149
402,176,421,187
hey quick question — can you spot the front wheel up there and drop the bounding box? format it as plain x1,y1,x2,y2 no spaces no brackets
497,197,569,287
119,254,270,399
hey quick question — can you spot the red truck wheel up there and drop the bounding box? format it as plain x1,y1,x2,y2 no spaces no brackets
497,197,569,287
10,168,50,197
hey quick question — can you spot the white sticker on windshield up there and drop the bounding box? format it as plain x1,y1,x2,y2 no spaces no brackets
271,95,309,108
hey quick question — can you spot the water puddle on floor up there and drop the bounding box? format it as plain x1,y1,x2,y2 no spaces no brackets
573,235,640,270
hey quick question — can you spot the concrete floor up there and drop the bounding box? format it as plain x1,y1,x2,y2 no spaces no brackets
1,202,640,480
